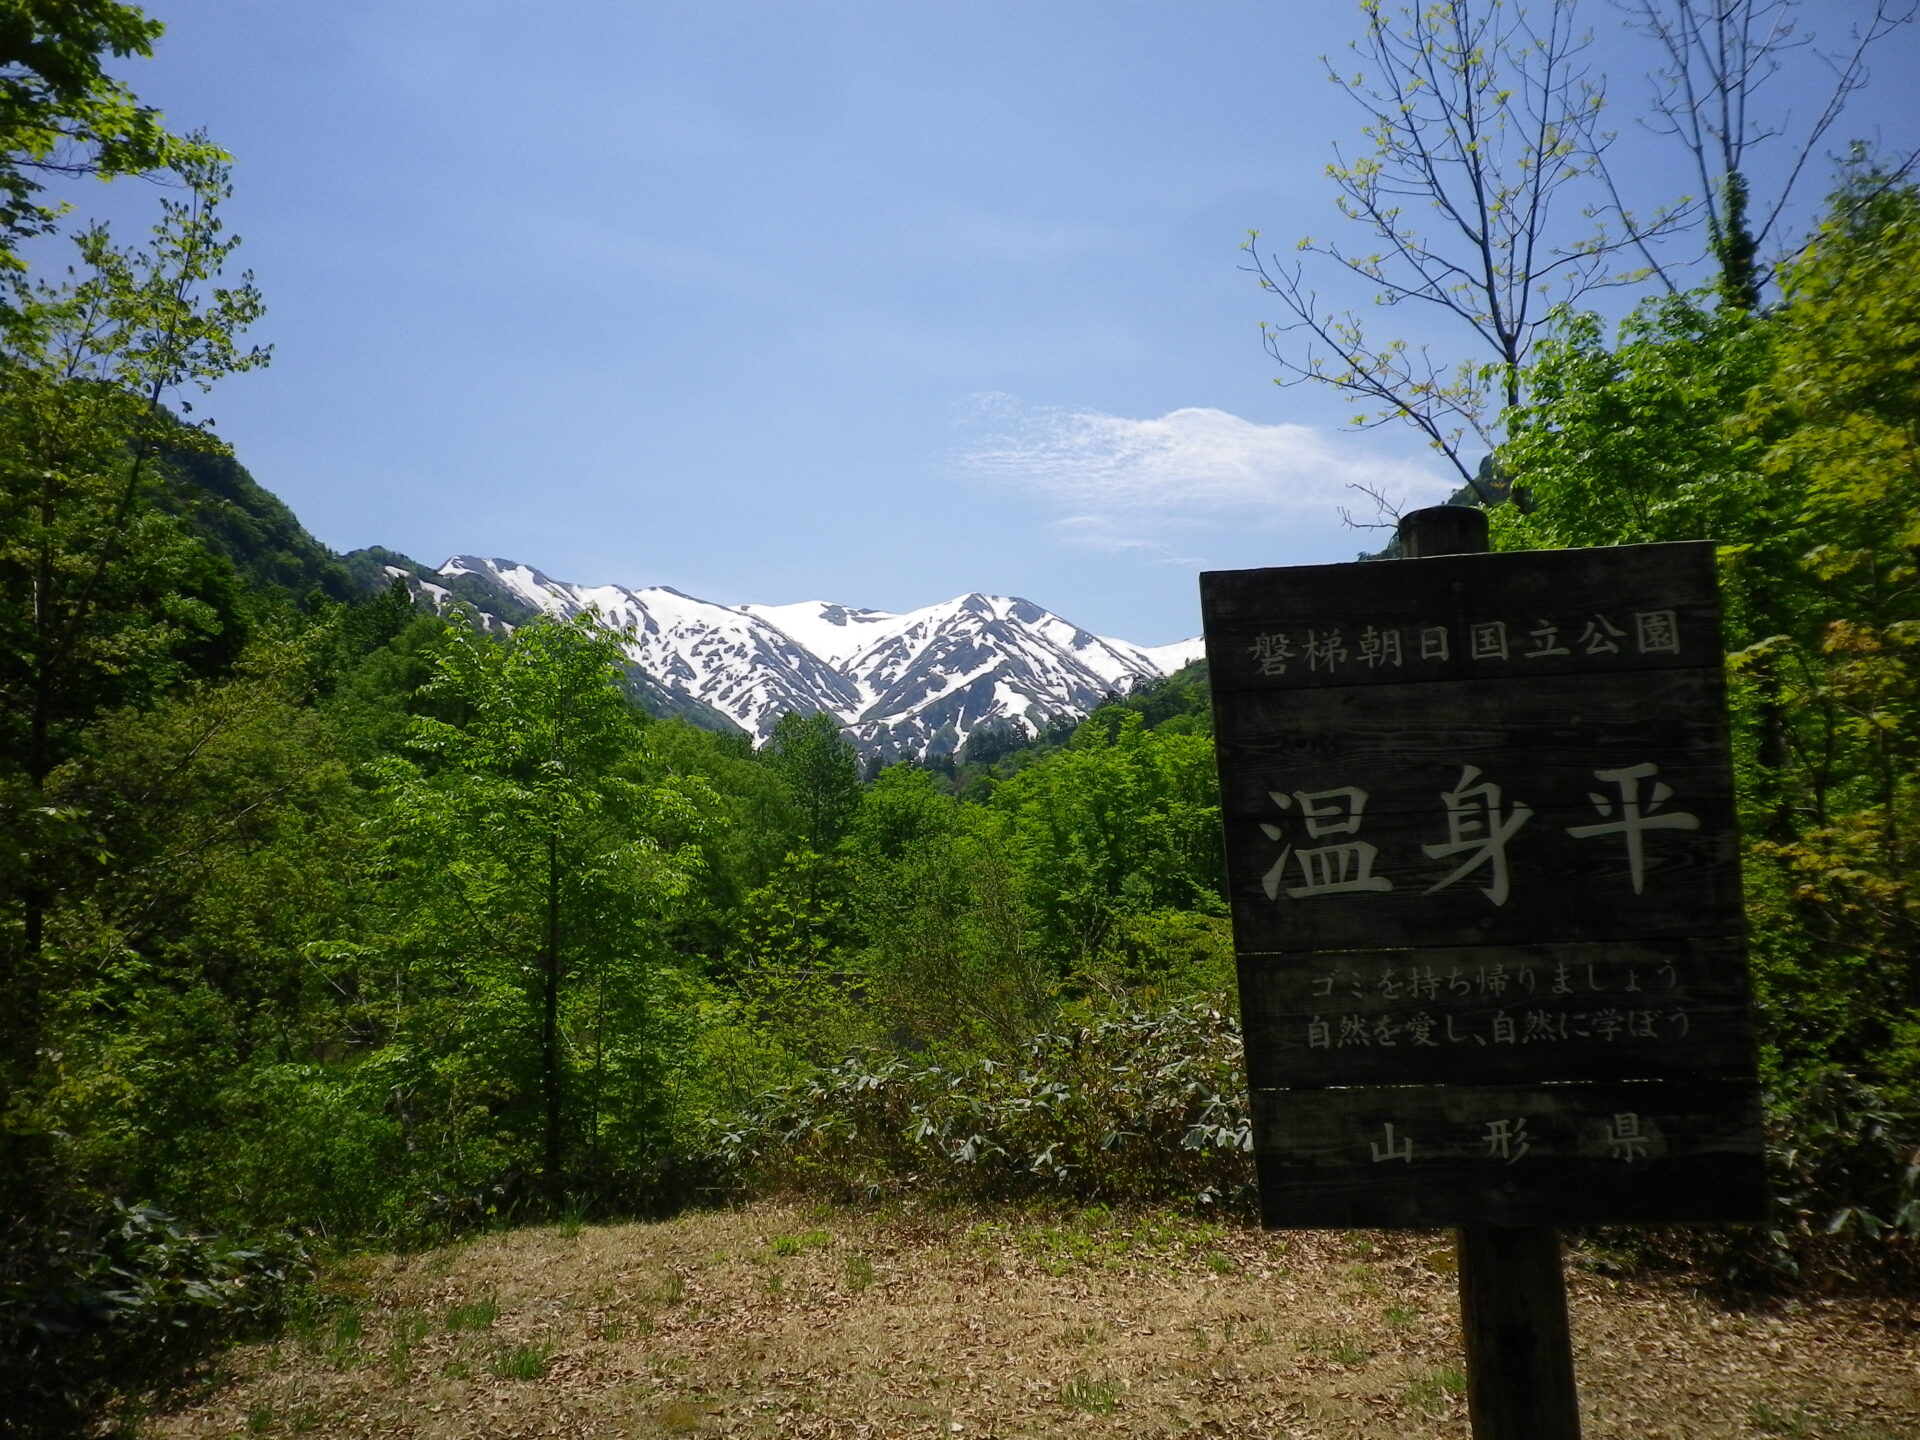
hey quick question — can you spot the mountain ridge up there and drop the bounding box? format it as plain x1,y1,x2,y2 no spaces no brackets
395,554,1203,762
129,433,1205,760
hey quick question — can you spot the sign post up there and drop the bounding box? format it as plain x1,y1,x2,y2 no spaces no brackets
1403,508,1578,1440
1201,508,1763,1439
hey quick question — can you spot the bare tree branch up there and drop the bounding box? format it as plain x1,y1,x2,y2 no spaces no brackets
1250,0,1652,475
1602,0,1918,303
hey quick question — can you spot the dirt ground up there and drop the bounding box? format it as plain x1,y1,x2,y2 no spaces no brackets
144,1200,1920,1440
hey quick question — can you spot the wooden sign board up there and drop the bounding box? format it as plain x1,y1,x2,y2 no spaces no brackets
1201,541,1764,1228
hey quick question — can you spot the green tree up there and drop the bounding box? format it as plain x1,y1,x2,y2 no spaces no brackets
1,1,217,281
856,814,1051,1055
1492,292,1776,550
731,849,868,1067
0,151,265,1109
764,710,861,854
1491,166,1920,1261
1246,0,1622,484
1738,171,1920,1097
1249,0,1912,487
378,614,705,1199
31,634,382,1233
1605,0,1914,309
846,761,956,864
987,715,1224,972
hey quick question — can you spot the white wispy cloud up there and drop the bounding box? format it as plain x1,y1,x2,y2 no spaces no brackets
958,395,1452,554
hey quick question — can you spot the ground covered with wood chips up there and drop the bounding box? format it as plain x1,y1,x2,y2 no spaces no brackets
145,1201,1919,1440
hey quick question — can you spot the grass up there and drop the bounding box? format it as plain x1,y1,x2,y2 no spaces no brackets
443,1296,498,1331
1748,1400,1814,1437
767,1228,831,1257
1058,1374,1121,1414
1406,1365,1467,1414
650,1399,718,1433
142,1201,1920,1440
598,1309,648,1342
324,1307,365,1369
1300,1329,1370,1364
384,1308,431,1378
1009,1204,1232,1276
490,1340,552,1381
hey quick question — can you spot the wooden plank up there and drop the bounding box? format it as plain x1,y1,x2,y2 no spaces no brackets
1249,1080,1765,1228
1238,938,1757,1089
1390,514,1584,1440
1210,661,1744,951
1222,798,1743,952
1210,668,1736,811
1202,542,1721,694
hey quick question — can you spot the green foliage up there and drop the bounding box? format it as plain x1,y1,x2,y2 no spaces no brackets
1495,162,1920,1278
856,816,1052,1055
29,642,380,1226
844,709,1230,1055
845,760,955,860
1088,909,1236,1007
0,150,266,793
0,1,219,281
1,151,269,1246
764,710,861,853
716,1000,1253,1212
1739,172,1920,1086
0,1200,307,1435
987,714,1225,969
1492,294,1776,550
1247,0,1617,480
375,613,710,1202
149,435,356,605
732,849,868,1068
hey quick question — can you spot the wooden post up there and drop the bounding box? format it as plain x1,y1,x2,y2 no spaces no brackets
1457,1227,1581,1440
1395,502,1487,560
1398,502,1583,1440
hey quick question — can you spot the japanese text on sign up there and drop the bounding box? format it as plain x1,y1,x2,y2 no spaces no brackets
1261,763,1699,902
1247,610,1681,678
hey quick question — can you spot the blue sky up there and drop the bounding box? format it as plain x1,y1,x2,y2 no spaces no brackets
68,1,1920,644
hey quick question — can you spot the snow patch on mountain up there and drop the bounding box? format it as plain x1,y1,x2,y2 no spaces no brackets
738,600,902,669
1132,636,1208,674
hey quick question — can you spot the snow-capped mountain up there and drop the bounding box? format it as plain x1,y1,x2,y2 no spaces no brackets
394,556,1204,760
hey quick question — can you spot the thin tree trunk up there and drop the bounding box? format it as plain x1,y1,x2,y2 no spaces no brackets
543,829,563,1200
11,483,58,1087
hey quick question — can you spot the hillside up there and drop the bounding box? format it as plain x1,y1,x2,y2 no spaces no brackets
150,432,360,606
145,1201,1920,1440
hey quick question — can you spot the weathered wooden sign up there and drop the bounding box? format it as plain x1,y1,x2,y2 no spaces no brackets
1202,540,1764,1228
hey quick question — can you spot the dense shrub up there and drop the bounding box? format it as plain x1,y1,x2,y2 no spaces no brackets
715,1000,1254,1212
1722,1072,1919,1290
0,1202,307,1436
